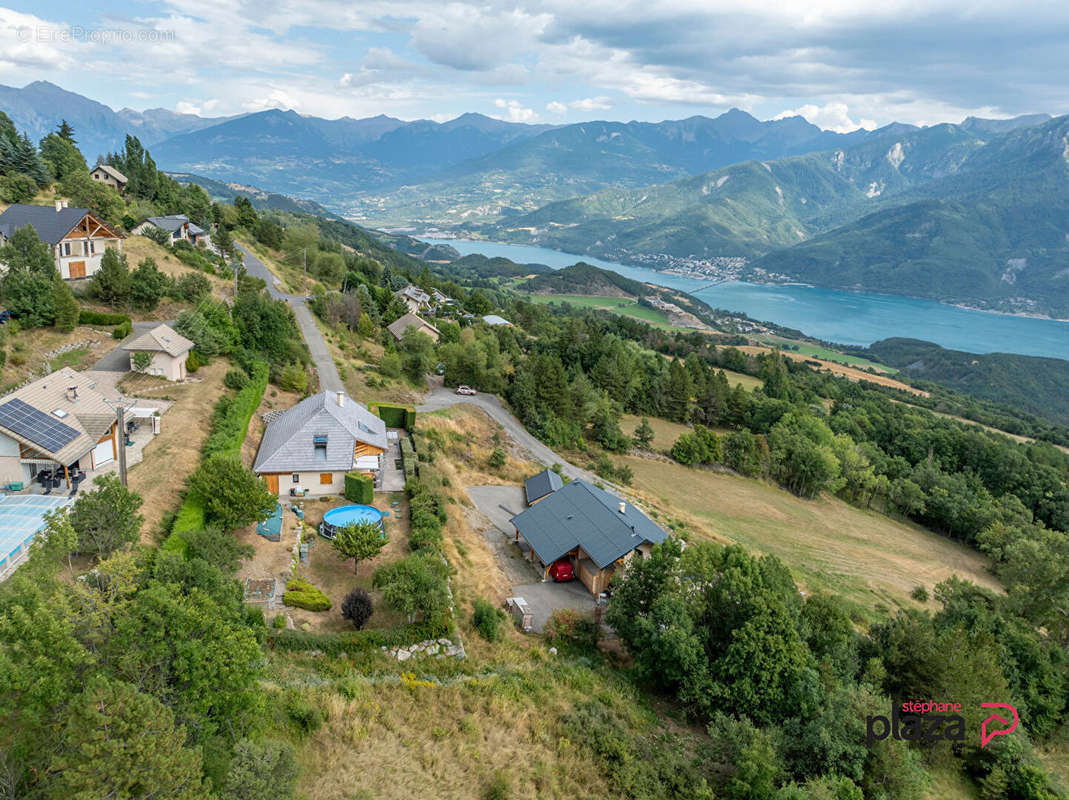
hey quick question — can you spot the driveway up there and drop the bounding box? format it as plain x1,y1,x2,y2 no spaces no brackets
236,243,342,393
419,379,598,484
91,321,166,372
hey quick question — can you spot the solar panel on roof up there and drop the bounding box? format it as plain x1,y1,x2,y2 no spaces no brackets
0,397,80,453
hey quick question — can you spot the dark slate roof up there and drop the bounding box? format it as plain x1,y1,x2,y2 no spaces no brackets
0,204,91,245
510,479,668,569
524,468,563,504
144,214,188,233
253,391,388,473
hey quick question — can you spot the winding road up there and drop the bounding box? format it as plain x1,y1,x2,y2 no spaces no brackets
236,243,342,393
239,242,598,483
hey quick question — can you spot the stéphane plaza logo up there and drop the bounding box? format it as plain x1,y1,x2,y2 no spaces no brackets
866,700,1019,748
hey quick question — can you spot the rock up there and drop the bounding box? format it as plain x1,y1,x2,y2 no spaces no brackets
426,644,440,655
549,647,558,656
397,649,411,662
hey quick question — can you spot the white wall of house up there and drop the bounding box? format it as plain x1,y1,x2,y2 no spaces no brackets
130,351,187,381
0,433,21,485
55,239,121,279
278,470,347,498
90,170,123,191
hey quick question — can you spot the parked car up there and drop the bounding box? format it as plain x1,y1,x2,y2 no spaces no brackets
455,385,476,396
548,559,574,582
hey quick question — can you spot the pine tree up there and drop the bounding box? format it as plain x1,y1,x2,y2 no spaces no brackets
52,277,80,332
57,119,76,143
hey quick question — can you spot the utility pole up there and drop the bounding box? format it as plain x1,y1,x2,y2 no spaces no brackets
116,405,127,486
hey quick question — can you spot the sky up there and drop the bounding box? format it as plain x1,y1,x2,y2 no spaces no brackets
1,0,1067,131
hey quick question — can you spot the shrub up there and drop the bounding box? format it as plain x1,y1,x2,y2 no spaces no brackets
911,585,929,603
272,614,287,630
224,738,299,800
283,578,331,611
409,524,444,553
343,471,374,504
472,597,505,642
224,368,250,390
543,608,598,651
341,589,373,630
278,363,307,393
488,448,506,469
284,693,323,735
370,402,416,430
78,309,131,326
112,320,132,339
186,351,200,372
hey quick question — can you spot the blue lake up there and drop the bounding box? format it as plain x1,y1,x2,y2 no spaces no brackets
423,238,1069,361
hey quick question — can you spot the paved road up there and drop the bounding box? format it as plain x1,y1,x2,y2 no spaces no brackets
418,379,599,484
236,243,342,393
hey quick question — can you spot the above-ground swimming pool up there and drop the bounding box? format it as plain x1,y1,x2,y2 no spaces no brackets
319,504,385,539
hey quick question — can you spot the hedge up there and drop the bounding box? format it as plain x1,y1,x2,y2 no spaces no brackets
267,616,452,655
344,471,374,504
399,437,417,481
164,360,269,550
369,402,416,431
112,320,132,339
283,578,331,611
78,309,131,326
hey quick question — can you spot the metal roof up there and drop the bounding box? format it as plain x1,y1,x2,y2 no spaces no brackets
0,204,92,245
510,479,668,569
253,391,388,474
121,324,194,357
524,468,563,504
482,314,511,326
142,215,189,233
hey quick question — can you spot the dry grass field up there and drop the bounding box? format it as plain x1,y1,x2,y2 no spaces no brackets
736,344,929,396
617,454,1000,613
0,325,115,391
125,359,228,538
318,320,426,406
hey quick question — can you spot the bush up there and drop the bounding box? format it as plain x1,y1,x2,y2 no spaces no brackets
112,320,132,339
543,608,598,651
78,309,131,326
224,368,250,390
409,524,444,553
370,402,416,430
272,614,287,630
911,585,929,603
282,578,331,611
284,693,323,735
488,448,506,469
186,351,200,372
202,362,269,459
278,363,307,393
224,738,299,800
472,597,505,642
343,471,374,504
341,589,373,630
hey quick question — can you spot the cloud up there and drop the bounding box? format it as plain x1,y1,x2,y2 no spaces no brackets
570,96,614,111
774,102,876,132
546,100,568,115
493,98,539,122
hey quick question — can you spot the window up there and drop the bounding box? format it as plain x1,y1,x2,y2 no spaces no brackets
292,473,300,483
319,473,333,485
88,240,95,254
313,433,327,462
63,242,71,256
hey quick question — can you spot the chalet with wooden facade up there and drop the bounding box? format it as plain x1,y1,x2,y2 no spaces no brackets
0,368,118,489
89,164,128,193
253,390,388,497
0,202,123,279
510,479,669,596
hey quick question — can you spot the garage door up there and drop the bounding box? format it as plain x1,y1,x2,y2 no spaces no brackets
68,261,86,279
91,438,113,469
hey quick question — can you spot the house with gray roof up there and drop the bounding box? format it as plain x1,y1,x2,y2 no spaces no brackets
524,468,563,505
89,163,128,192
253,390,388,497
0,202,124,279
387,312,440,343
121,324,194,381
510,479,669,595
131,214,209,247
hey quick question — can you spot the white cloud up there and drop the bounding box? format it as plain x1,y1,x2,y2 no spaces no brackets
546,100,568,115
570,96,614,111
774,102,877,132
493,98,539,122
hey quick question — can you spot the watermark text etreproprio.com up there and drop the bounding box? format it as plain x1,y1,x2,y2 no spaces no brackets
15,25,176,45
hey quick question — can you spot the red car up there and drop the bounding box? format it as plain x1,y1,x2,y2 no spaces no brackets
548,559,574,582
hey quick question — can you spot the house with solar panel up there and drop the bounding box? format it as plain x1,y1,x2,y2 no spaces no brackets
253,390,388,497
0,201,124,279
0,368,119,490
509,479,669,596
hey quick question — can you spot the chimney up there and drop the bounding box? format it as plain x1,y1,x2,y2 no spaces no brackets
618,501,626,514
55,200,62,212
66,386,78,402
335,391,345,407
61,199,68,209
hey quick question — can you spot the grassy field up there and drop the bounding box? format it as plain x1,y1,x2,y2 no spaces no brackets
0,325,116,393
755,334,895,372
617,454,1000,614
524,293,674,328
736,344,928,396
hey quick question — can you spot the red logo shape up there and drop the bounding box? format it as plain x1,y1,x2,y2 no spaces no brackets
980,703,1018,747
